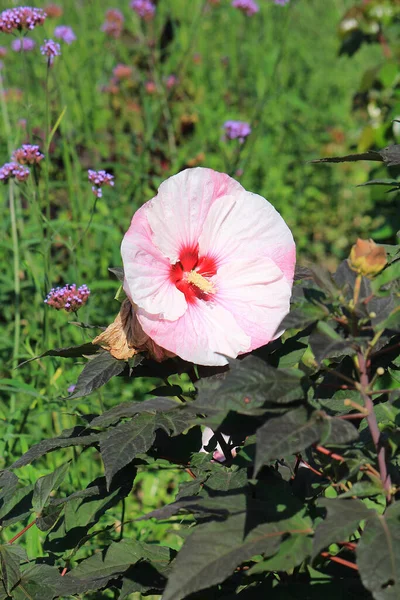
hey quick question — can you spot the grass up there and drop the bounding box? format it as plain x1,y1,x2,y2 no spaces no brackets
0,0,395,578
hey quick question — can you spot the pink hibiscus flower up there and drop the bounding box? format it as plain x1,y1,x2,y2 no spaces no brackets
121,168,295,366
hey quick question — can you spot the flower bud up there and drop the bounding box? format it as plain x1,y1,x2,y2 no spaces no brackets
348,238,387,278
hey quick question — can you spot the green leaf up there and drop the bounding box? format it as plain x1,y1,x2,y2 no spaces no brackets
13,564,80,600
135,496,205,522
45,470,136,554
309,265,340,298
309,321,354,363
313,498,374,558
90,397,180,427
357,179,400,188
0,485,34,527
255,407,321,474
0,545,26,594
35,505,63,532
100,413,157,488
118,544,172,598
338,480,385,498
18,342,100,367
68,351,126,399
47,105,67,150
66,539,171,593
162,510,312,600
192,356,305,426
254,407,357,475
156,409,194,437
372,262,400,295
100,408,193,487
357,501,400,600
0,471,19,507
376,305,400,333
108,266,124,282
320,414,359,446
10,427,100,468
275,336,308,369
278,304,327,331
247,532,312,573
311,150,383,164
32,463,70,514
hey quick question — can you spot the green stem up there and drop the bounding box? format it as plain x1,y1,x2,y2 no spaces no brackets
43,59,52,347
357,351,392,502
0,71,12,154
71,194,99,252
9,181,21,374
20,33,33,142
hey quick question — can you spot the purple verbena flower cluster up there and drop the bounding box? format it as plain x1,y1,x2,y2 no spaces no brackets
0,6,46,33
54,25,76,44
101,9,124,38
44,4,63,19
165,74,178,90
88,169,114,198
113,63,133,80
223,120,252,143
40,39,61,59
231,0,259,16
11,37,36,52
12,144,44,165
0,162,30,182
44,284,90,312
130,0,156,21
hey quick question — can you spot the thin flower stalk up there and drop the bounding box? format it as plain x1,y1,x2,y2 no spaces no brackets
357,351,392,501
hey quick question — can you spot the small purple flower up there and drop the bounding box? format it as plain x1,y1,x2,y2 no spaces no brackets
0,162,30,183
40,39,61,63
232,0,259,16
130,0,156,21
223,120,251,143
67,384,76,394
11,37,36,52
88,169,114,198
12,144,44,165
101,9,124,38
44,284,90,312
165,74,178,90
274,0,290,5
0,7,46,34
54,25,76,44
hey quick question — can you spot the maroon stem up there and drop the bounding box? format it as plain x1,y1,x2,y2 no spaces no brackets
320,552,358,571
338,412,367,420
358,351,391,501
8,519,35,544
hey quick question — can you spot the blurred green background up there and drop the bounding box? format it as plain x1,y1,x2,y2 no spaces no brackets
0,0,398,577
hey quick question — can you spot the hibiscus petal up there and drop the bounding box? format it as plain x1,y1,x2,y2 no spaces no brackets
137,300,251,366
121,206,187,320
146,167,244,263
215,257,292,350
198,191,295,284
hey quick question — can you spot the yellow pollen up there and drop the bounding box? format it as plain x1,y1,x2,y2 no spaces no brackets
185,270,215,294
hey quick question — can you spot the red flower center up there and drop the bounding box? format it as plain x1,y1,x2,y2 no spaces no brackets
170,245,217,303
